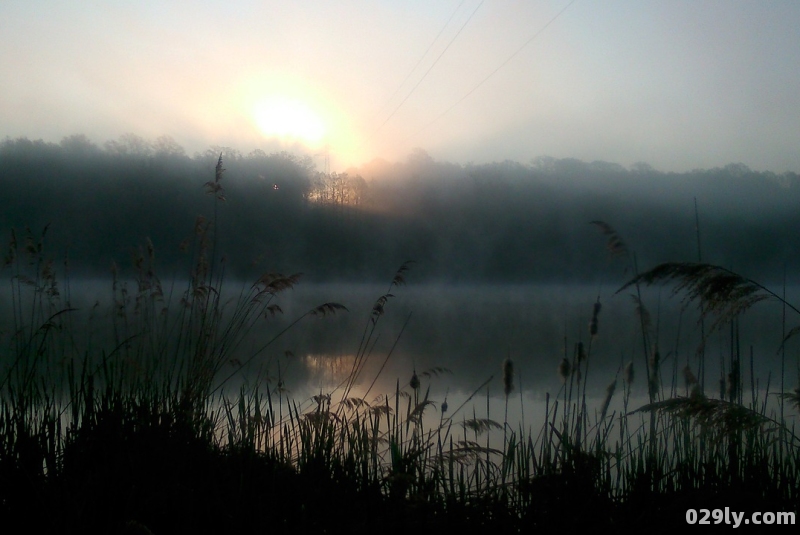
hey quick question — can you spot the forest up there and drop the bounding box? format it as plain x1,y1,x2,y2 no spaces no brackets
3,133,799,284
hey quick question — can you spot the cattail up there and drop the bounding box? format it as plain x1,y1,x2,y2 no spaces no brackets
600,378,617,420
649,347,660,370
441,399,448,414
624,361,634,385
558,358,571,383
727,360,740,400
590,300,601,336
648,347,661,394
410,370,420,390
577,342,586,363
503,358,514,398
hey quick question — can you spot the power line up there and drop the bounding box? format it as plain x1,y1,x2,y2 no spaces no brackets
373,0,467,121
375,0,486,133
406,0,578,142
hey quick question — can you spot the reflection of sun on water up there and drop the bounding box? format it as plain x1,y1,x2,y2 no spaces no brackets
302,353,358,389
301,353,391,405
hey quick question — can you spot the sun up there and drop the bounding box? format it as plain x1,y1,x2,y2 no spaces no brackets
253,97,326,146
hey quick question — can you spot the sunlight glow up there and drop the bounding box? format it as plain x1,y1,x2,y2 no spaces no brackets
254,97,326,146
234,72,364,169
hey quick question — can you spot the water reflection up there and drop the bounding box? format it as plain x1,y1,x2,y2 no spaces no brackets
2,278,796,418
274,282,796,401
302,353,358,389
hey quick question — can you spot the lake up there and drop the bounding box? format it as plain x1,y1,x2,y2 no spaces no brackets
2,276,797,432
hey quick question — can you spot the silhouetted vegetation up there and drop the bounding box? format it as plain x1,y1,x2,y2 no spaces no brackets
3,134,800,283
1,152,798,533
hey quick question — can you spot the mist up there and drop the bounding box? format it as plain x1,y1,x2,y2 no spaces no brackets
3,134,800,287
6,132,800,389
4,2,800,527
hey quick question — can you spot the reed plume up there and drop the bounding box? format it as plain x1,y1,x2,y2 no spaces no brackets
618,262,788,332
590,220,628,257
600,378,617,420
624,361,634,385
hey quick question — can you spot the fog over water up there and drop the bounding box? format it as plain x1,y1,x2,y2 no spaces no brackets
2,141,800,429
4,277,796,416
266,281,798,403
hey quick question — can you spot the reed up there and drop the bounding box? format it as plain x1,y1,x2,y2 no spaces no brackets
0,170,797,533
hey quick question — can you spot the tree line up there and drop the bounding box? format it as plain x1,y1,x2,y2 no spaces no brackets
3,134,800,283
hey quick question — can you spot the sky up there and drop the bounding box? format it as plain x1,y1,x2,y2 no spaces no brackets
2,0,799,174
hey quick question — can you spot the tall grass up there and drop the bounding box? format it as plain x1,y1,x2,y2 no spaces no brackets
0,166,798,533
